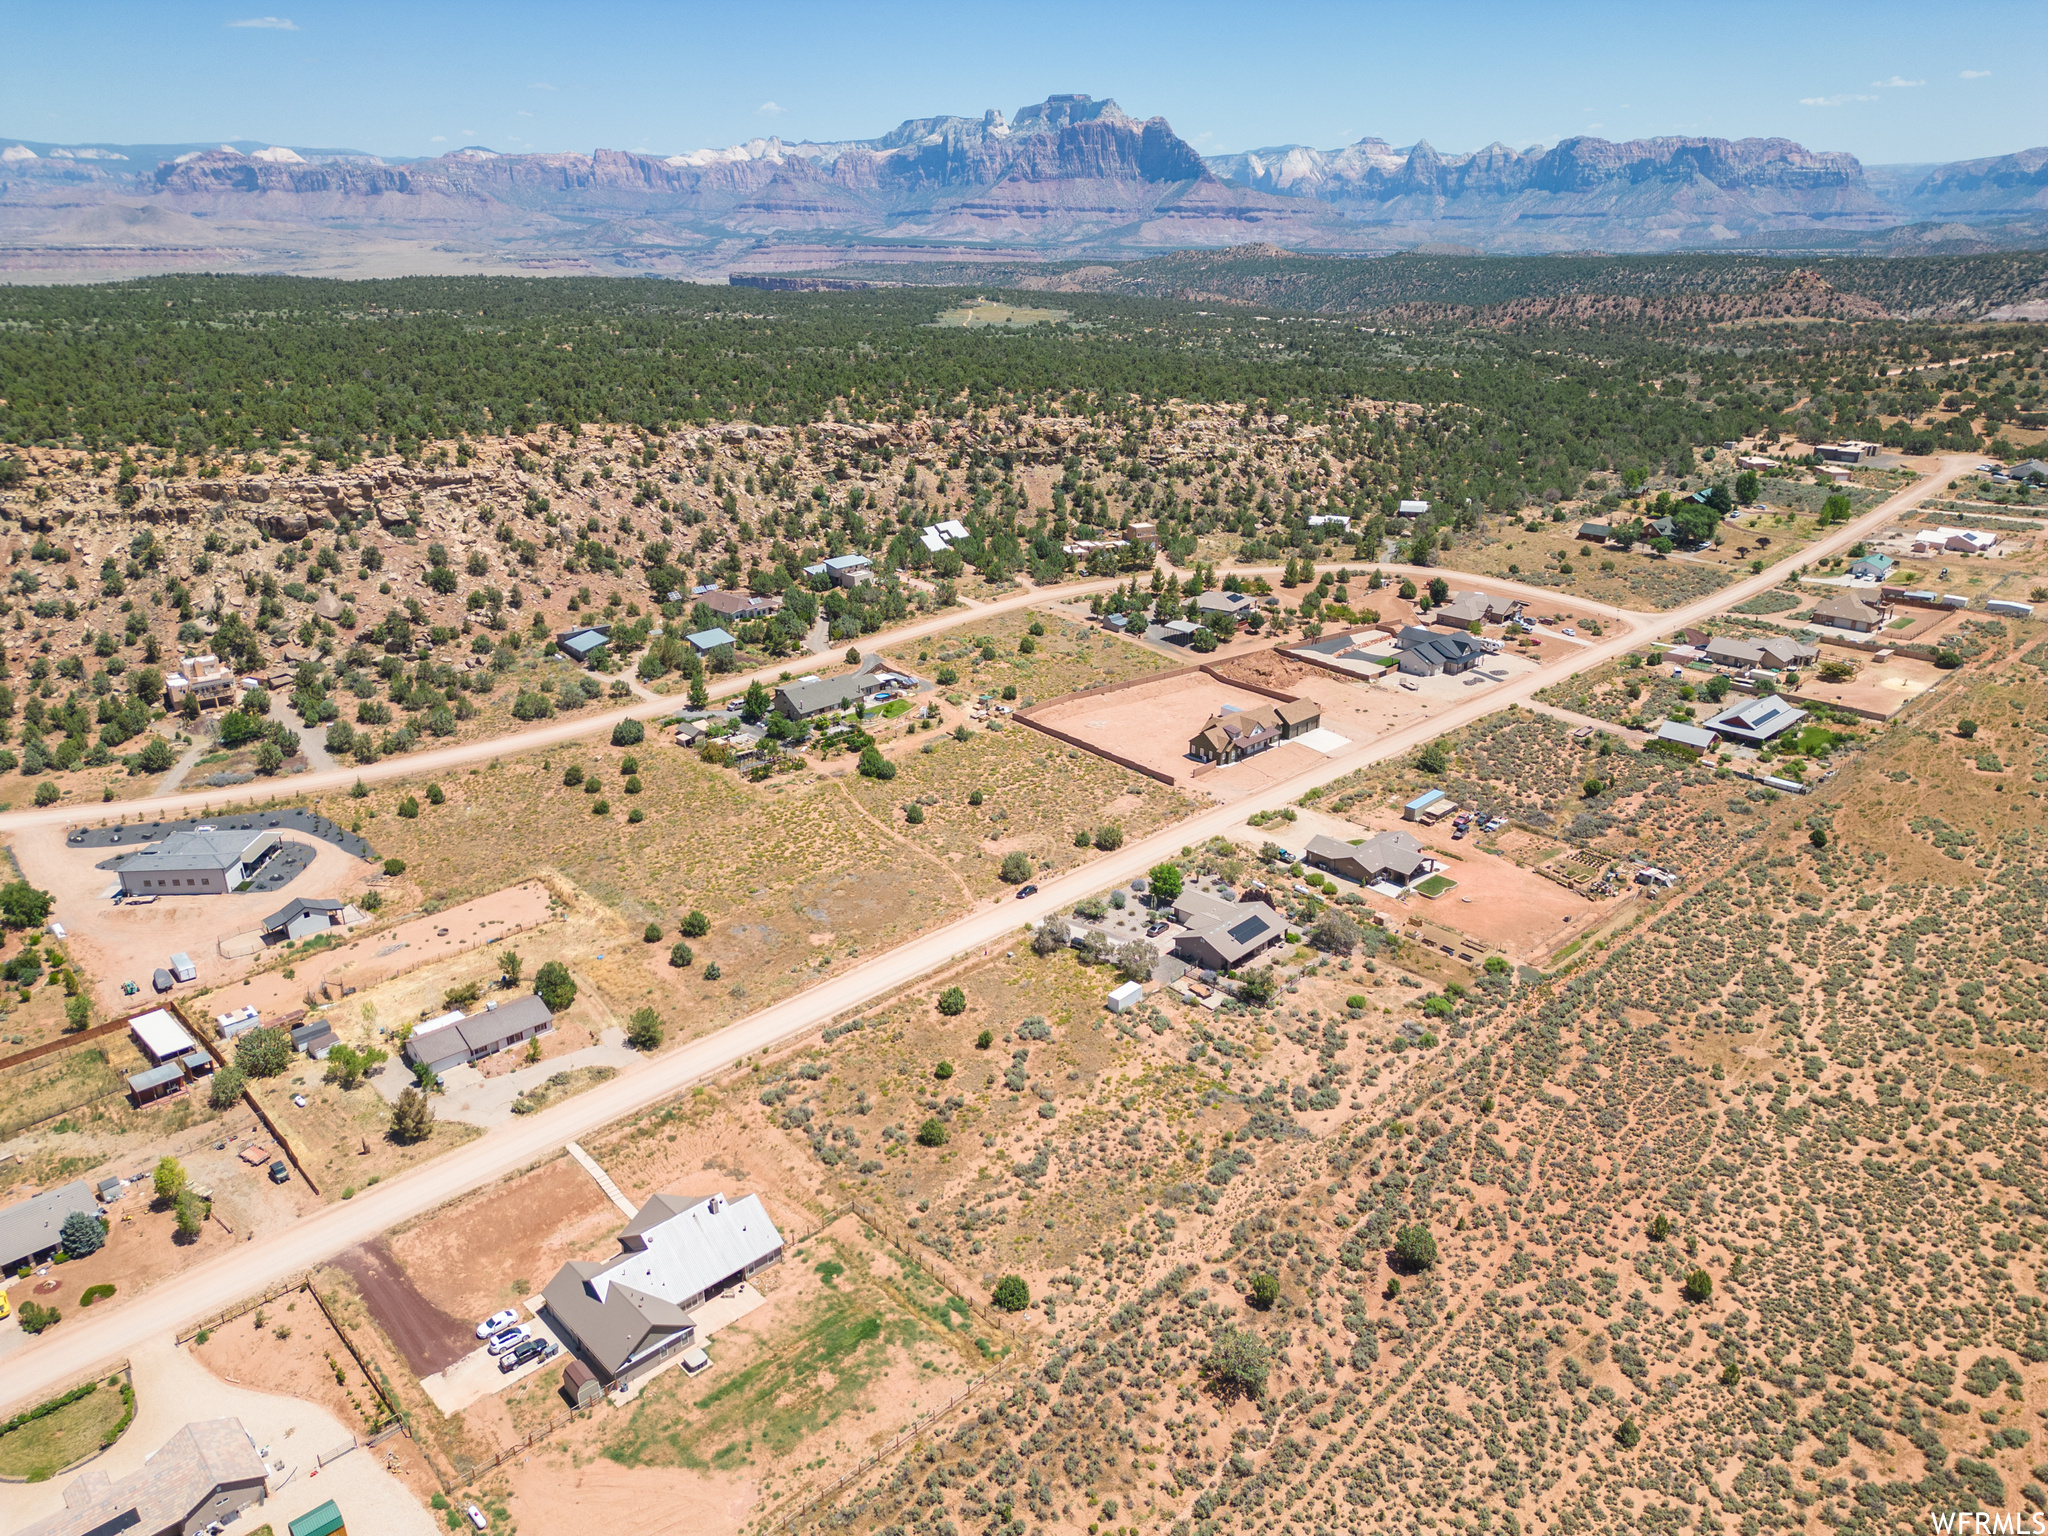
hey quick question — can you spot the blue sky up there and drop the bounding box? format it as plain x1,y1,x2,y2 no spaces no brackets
4,0,2040,166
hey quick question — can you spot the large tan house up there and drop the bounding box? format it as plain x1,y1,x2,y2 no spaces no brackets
1188,699,1321,763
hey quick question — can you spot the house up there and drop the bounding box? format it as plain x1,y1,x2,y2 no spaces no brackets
1403,789,1452,823
163,654,237,711
802,554,873,588
116,828,279,896
557,627,610,665
1701,634,1819,671
919,519,970,552
403,994,555,1076
1395,626,1484,677
261,896,345,944
127,1061,189,1105
1169,897,1285,971
1703,695,1808,746
1397,499,1431,517
129,1006,198,1065
1819,464,1852,485
1306,513,1351,531
674,718,708,746
2008,459,2048,484
0,1180,99,1272
1912,526,1998,556
1737,454,1776,471
1816,441,1881,463
1105,981,1144,1013
1577,522,1611,543
1433,591,1520,628
1655,721,1721,757
1849,552,1896,582
1126,522,1159,546
1187,699,1321,764
543,1191,785,1385
1305,829,1428,886
1195,589,1256,620
1809,590,1887,633
772,658,909,719
18,1418,269,1536
1645,515,1679,541
695,589,780,623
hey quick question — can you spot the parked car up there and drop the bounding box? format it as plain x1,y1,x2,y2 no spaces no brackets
486,1326,528,1356
466,1504,489,1530
1145,922,1169,938
1451,826,1468,840
475,1309,519,1339
499,1338,556,1373
267,1161,290,1185
1015,884,1038,899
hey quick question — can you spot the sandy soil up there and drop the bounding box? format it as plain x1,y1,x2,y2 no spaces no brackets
1798,645,1947,718
331,1240,477,1378
8,820,373,1009
386,1158,619,1324
191,1287,392,1441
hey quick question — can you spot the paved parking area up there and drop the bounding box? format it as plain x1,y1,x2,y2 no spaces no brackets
419,1307,568,1415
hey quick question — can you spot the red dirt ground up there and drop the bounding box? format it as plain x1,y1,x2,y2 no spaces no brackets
330,1239,475,1378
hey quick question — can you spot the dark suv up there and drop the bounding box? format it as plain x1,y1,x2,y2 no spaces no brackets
499,1337,558,1373
268,1160,290,1184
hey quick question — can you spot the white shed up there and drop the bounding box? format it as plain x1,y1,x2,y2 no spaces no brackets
1105,981,1144,1013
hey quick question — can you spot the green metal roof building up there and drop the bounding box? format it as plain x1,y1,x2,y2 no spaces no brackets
289,1499,347,1536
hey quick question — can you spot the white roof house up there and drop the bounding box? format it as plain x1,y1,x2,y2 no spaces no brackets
1398,499,1432,516
919,528,949,553
130,1008,198,1064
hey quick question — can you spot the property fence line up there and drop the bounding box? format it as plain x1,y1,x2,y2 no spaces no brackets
0,1018,131,1076
1011,712,1177,787
0,1088,128,1143
303,1277,405,1438
175,1271,310,1345
1197,659,1304,705
0,1364,133,1485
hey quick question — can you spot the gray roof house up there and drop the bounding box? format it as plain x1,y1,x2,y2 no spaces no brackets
543,1191,785,1384
1701,634,1819,671
260,896,344,942
0,1180,99,1272
686,627,737,654
1396,627,1485,677
403,994,556,1076
1168,892,1287,971
802,554,874,588
1432,591,1520,628
19,1418,268,1536
1194,589,1256,619
773,656,909,719
1704,695,1808,745
116,828,278,896
1305,830,1428,886
557,626,610,664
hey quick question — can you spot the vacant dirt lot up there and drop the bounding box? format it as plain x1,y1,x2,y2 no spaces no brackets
332,1239,477,1378
1797,644,1949,719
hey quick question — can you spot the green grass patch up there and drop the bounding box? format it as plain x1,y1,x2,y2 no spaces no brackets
0,1380,132,1481
1889,616,1916,630
1414,874,1459,899
877,699,915,718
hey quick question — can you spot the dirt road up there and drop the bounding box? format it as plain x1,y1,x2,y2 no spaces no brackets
0,458,1967,1412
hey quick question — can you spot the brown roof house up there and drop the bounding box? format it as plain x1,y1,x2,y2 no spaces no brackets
1169,890,1287,971
1432,591,1521,628
21,1418,268,1536
1188,699,1320,764
697,589,782,622
543,1191,785,1386
1810,591,1888,633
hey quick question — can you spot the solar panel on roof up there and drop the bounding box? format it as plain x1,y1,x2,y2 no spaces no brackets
1227,915,1269,943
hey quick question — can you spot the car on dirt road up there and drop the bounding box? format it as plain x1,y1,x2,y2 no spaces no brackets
486,1325,529,1356
1015,884,1038,899
500,1337,557,1373
476,1309,519,1339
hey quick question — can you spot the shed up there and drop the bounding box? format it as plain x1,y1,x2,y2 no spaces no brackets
1654,720,1720,757
96,1176,124,1203
170,952,198,983
562,1359,604,1407
289,1499,348,1536
130,1007,199,1064
1987,599,2035,619
127,1061,187,1104
1105,981,1144,1013
261,897,344,942
1397,499,1431,516
1403,790,1447,822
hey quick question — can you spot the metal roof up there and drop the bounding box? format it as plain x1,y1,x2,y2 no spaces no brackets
130,1008,197,1061
0,1180,98,1268
128,1062,186,1092
687,627,737,650
119,828,275,875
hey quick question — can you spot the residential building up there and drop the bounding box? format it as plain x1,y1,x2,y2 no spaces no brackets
557,627,610,665
1848,552,1896,582
1911,526,1998,556
116,828,280,896
1655,721,1721,757
1187,699,1321,764
403,995,555,1076
1809,590,1888,633
1395,626,1484,677
1737,454,1776,471
1432,591,1520,628
1576,522,1611,542
1305,830,1428,886
919,519,971,553
1306,513,1350,530
1397,499,1431,517
1700,634,1818,671
0,1180,99,1272
1703,695,1808,746
163,654,237,711
1168,897,1285,971
543,1191,785,1385
19,1418,269,1536
2007,459,2048,484
772,657,911,719
1126,522,1159,546
802,554,873,587
1194,589,1256,619
696,589,780,622
1815,441,1881,463
261,896,345,944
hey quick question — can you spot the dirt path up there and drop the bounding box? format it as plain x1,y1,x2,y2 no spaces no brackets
0,457,1970,1414
330,1240,476,1378
826,775,978,907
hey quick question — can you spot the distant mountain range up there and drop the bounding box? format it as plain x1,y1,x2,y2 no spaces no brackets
2,95,2044,282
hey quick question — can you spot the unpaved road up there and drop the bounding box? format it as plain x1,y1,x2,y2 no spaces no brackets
0,458,1968,1411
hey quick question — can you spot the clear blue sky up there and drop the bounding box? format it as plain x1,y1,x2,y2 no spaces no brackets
5,0,2040,166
